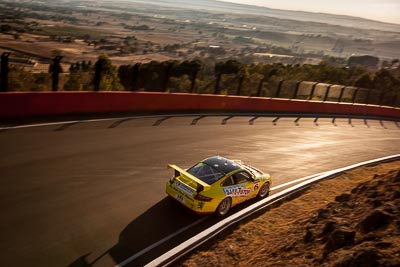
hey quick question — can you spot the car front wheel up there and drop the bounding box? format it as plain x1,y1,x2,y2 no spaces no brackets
257,182,270,198
215,198,232,217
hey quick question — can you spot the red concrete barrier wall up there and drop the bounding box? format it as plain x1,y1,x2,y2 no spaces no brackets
0,91,399,119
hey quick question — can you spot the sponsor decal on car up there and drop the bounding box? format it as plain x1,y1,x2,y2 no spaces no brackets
176,194,185,203
175,181,194,196
223,186,251,197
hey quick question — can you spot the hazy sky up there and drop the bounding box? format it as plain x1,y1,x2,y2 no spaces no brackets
219,0,400,24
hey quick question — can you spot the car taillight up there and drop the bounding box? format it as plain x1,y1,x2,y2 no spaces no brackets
194,194,213,202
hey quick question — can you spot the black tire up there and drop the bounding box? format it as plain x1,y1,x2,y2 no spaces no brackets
215,198,232,217
257,182,270,199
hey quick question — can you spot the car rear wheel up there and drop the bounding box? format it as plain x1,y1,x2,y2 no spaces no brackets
257,182,270,198
215,198,232,217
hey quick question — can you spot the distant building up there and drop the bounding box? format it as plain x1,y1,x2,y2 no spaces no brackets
9,59,69,74
347,55,379,70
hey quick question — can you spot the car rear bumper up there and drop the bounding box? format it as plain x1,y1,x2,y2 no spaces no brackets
166,182,215,214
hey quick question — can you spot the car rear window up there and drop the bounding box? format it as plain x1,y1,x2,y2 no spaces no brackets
187,162,225,184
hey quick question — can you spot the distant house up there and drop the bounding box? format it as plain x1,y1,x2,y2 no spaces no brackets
21,63,70,74
32,63,50,73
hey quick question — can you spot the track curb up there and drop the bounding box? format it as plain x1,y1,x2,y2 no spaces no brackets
143,154,400,267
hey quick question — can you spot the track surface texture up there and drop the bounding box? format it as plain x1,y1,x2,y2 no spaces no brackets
0,115,399,266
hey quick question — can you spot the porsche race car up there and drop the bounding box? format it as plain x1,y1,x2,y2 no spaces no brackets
166,156,272,216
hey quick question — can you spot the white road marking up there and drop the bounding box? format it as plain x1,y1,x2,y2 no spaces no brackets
270,171,329,191
1,113,231,130
0,113,242,130
0,115,171,130
114,216,208,267
2,112,396,130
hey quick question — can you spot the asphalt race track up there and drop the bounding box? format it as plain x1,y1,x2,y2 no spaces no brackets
1,115,399,266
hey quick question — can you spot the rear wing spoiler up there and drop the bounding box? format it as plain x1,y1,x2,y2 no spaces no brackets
167,164,211,192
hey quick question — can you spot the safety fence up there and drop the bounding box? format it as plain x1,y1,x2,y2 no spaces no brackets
255,80,398,107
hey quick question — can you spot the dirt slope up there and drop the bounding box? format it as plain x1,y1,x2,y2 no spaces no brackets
178,161,400,267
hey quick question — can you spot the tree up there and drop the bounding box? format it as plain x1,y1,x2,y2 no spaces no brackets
247,64,277,96
81,61,88,71
93,54,122,91
372,69,400,105
236,66,250,95
170,60,203,92
118,63,141,91
354,73,373,89
64,73,81,91
64,67,92,91
214,60,242,94
373,69,400,93
132,61,171,91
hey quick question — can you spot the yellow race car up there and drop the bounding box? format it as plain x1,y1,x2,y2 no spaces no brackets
166,156,272,216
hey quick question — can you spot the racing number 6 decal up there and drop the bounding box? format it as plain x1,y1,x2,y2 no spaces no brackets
254,183,260,191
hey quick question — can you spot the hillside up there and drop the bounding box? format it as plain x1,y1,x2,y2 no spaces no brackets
1,0,400,65
128,0,400,32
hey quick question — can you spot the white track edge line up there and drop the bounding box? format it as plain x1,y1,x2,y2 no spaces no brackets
2,113,399,130
0,115,173,130
270,171,329,191
144,154,400,267
115,216,208,267
1,113,236,130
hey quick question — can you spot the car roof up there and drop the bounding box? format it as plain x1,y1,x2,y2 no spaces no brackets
202,156,243,174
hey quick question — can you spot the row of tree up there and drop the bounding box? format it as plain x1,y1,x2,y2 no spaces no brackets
115,58,400,96
4,54,400,105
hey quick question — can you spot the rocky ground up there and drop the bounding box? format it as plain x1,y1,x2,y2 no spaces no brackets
177,161,400,267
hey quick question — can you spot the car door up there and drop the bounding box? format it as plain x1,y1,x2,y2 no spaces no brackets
221,175,238,205
233,170,257,201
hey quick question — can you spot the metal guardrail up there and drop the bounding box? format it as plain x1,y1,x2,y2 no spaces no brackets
143,154,400,267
